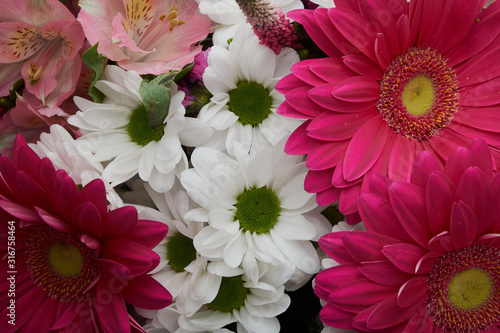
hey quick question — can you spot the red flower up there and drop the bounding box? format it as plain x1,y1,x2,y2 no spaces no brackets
0,135,171,332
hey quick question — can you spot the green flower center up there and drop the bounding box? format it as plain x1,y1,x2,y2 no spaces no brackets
167,232,197,273
448,268,492,310
234,186,280,234
49,242,83,277
208,276,249,312
228,81,272,126
128,105,166,146
401,74,435,116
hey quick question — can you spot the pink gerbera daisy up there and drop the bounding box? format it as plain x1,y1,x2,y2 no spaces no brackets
276,0,500,223
314,139,500,332
0,135,172,332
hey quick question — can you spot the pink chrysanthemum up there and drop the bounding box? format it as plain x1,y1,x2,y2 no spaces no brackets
0,135,172,332
276,0,500,223
314,139,500,332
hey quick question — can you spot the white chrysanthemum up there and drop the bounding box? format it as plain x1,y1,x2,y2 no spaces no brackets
178,261,293,333
29,124,123,208
198,24,303,155
196,0,303,46
136,183,223,318
68,65,212,193
180,140,331,281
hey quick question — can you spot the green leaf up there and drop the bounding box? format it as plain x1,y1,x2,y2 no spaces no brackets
139,71,179,130
173,62,194,82
81,43,107,103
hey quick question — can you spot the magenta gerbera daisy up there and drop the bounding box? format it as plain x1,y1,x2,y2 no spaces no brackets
0,135,172,332
314,139,500,332
276,0,500,223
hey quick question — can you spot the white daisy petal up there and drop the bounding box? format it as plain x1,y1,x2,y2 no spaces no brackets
270,230,320,274
274,215,316,240
179,117,213,147
245,149,274,188
223,230,247,267
276,171,314,209
68,65,188,193
209,208,239,233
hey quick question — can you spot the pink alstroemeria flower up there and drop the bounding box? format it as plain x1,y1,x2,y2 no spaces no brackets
78,0,213,75
0,0,85,104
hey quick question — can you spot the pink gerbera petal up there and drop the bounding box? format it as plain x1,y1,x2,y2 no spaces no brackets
278,0,500,220
315,139,499,331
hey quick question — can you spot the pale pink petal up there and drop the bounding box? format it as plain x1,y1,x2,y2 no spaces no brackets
111,12,154,54
0,62,22,96
0,22,44,62
78,0,129,60
0,0,75,24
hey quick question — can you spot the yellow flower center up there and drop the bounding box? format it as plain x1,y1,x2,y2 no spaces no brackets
448,268,492,310
426,245,500,332
401,74,435,116
378,47,459,140
49,242,84,277
26,226,100,302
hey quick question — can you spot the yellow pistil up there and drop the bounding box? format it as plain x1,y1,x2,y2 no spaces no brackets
49,242,83,277
28,62,43,86
402,74,435,116
166,5,186,31
448,268,492,310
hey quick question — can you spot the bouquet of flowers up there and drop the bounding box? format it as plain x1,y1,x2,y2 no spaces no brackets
1,0,499,332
